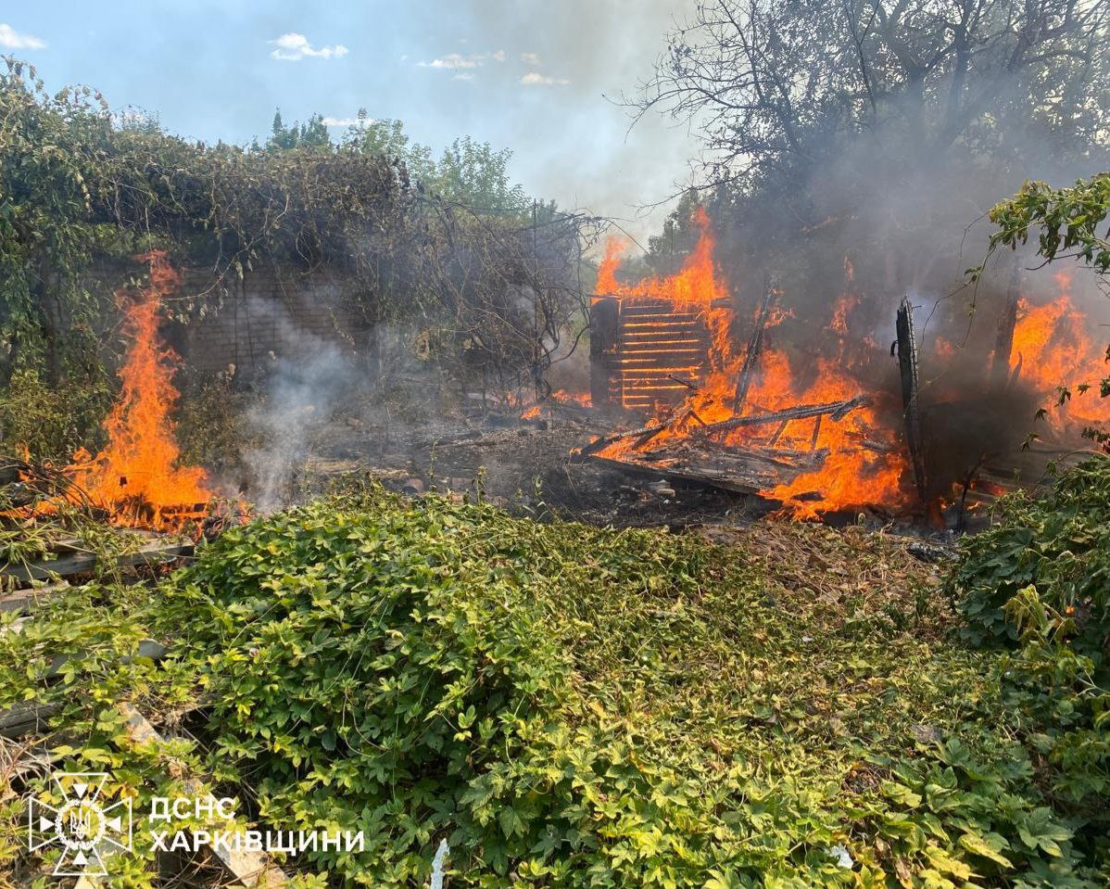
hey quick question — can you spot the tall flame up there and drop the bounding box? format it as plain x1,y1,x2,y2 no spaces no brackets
1009,270,1110,427
64,252,211,531
594,211,908,519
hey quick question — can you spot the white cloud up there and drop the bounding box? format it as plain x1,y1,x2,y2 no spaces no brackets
321,116,370,127
418,49,505,71
520,52,541,66
453,72,475,81
521,72,570,87
0,23,46,50
418,52,484,70
269,33,348,61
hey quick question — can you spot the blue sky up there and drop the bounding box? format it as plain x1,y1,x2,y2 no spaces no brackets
4,1,700,238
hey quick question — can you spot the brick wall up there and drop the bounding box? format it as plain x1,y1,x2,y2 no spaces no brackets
171,266,366,379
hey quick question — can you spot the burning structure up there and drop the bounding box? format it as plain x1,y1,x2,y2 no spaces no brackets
583,209,1109,522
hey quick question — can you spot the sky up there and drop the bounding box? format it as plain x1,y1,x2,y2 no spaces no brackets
3,1,702,240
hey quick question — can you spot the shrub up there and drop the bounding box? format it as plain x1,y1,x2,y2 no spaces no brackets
0,367,111,461
948,457,1110,863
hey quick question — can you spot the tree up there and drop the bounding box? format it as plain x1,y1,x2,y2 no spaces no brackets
428,136,529,213
266,110,331,152
638,0,1110,188
341,113,435,181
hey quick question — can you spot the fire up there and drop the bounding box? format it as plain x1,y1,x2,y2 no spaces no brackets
519,389,592,419
593,210,908,518
1010,271,1110,427
26,252,213,532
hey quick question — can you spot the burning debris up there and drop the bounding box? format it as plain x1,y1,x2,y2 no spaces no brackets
582,211,909,519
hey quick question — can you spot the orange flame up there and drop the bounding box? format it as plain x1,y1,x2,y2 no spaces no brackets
24,253,212,532
1010,271,1110,427
593,210,908,518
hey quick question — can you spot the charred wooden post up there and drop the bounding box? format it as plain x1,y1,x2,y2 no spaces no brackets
896,297,928,505
731,274,776,414
991,255,1022,392
589,296,620,410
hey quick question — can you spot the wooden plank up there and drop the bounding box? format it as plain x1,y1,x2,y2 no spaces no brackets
0,641,168,738
0,702,61,739
0,581,70,615
0,540,194,585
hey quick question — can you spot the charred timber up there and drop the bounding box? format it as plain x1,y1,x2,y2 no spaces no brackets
731,275,776,414
696,395,870,437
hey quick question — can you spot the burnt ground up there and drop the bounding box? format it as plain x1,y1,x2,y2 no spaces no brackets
281,398,957,545
295,403,767,529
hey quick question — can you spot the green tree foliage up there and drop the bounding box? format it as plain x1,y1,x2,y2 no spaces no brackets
339,113,535,214
266,110,331,152
983,173,1110,276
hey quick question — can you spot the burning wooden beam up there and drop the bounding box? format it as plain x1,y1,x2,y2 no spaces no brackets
695,394,870,437
731,274,776,414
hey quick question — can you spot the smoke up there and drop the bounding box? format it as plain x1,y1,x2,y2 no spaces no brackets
239,298,359,512
396,0,705,239
707,78,1110,500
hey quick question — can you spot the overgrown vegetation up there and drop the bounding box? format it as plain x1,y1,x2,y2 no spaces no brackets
949,457,1110,851
2,485,1106,887
0,59,589,456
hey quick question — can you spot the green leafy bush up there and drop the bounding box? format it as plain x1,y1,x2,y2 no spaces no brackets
3,492,1104,887
951,457,1110,656
0,368,111,460
948,457,1110,866
142,488,1100,888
